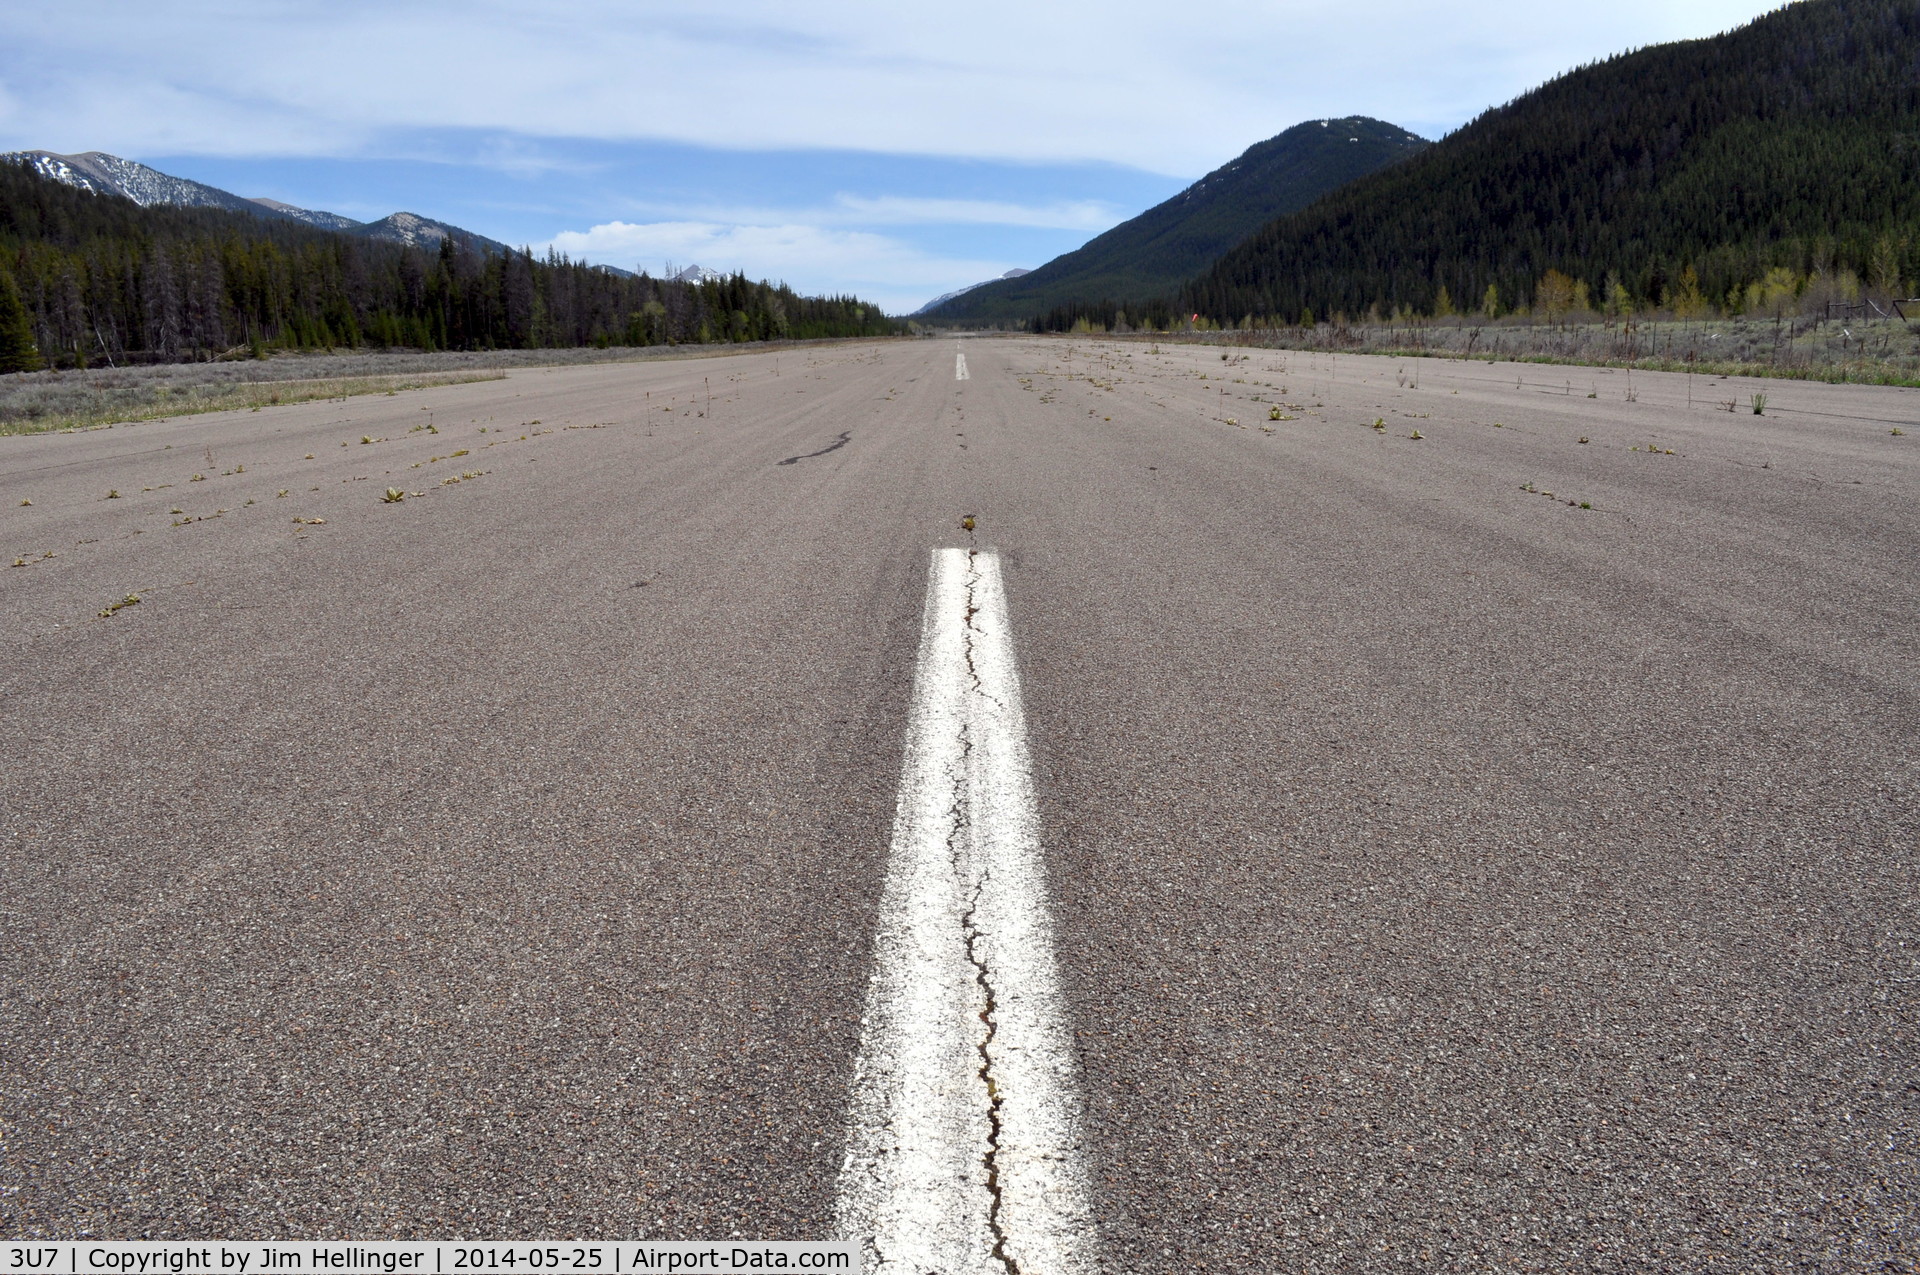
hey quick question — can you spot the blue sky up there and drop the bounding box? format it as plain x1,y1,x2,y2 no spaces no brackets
1,2,1787,313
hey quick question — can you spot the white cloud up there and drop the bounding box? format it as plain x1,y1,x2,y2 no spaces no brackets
0,1,1790,174
546,219,1013,314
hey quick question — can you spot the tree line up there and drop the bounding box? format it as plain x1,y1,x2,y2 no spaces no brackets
0,159,899,372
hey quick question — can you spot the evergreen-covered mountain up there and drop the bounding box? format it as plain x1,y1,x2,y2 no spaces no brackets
923,117,1427,325
1182,0,1920,325
2,150,511,256
0,159,899,370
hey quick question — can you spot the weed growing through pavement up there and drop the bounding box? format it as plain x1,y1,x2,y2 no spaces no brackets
98,593,140,618
382,487,406,503
1751,393,1768,415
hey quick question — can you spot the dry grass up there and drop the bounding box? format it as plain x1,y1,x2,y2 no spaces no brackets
0,365,508,436
0,337,898,435
1142,317,1920,388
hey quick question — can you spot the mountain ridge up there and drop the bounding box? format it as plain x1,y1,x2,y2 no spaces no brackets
922,117,1427,325
2,149,511,257
247,196,360,232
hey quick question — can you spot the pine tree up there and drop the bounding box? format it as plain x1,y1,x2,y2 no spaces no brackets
0,266,43,373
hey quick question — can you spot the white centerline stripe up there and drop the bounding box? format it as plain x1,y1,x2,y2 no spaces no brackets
956,351,970,380
838,548,1093,1274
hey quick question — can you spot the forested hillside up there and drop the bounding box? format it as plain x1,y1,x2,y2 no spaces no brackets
1183,0,1920,326
0,161,897,371
927,117,1426,326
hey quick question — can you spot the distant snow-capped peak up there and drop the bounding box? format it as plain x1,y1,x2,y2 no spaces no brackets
913,267,1031,315
1,149,510,255
2,149,262,212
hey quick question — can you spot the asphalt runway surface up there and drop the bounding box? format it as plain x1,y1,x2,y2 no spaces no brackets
2,337,1915,1270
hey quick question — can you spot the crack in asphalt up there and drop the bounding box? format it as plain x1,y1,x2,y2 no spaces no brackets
955,547,1020,1275
963,873,1017,1275
776,430,852,465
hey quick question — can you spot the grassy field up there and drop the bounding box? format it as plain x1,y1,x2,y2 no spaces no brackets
1166,315,1920,388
